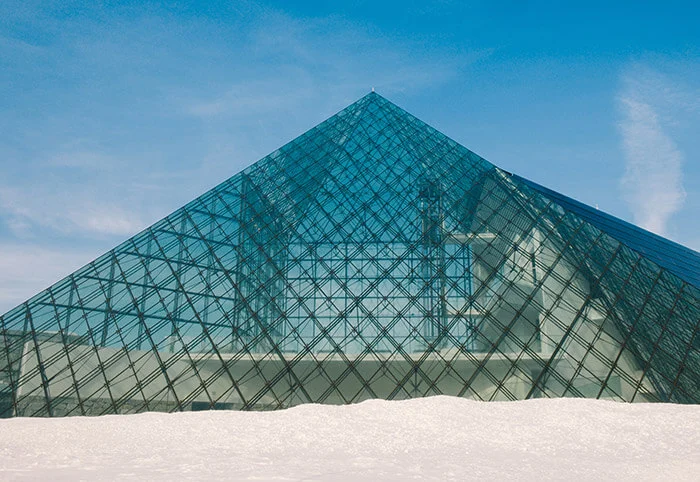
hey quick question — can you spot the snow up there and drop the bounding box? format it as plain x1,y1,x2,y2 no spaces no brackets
1,396,698,481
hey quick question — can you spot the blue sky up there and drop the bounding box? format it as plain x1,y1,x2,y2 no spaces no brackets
1,0,699,312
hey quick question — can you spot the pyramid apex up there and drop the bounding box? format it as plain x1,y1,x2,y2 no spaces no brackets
362,89,387,103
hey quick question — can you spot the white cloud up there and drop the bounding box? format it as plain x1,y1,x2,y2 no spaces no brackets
185,12,477,119
0,184,146,238
187,75,316,118
618,67,687,236
75,206,146,236
45,150,116,170
0,243,101,314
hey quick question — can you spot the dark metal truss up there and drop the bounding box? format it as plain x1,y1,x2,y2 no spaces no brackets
1,92,699,417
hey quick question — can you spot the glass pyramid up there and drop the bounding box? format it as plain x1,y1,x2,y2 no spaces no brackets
1,92,699,417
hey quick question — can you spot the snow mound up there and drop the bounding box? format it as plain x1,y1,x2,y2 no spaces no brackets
1,396,699,481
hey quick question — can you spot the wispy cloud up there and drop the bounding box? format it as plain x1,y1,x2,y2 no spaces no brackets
184,11,479,119
618,66,686,236
186,75,316,118
44,149,116,170
75,206,146,236
0,184,146,238
0,243,101,314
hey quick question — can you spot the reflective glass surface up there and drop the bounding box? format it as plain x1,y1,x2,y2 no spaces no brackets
1,92,698,417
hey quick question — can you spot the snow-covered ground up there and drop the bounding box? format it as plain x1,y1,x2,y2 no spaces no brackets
1,396,698,481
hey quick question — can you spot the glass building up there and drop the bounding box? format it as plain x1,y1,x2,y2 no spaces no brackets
1,92,699,417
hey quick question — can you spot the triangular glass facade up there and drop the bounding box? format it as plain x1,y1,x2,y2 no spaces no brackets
1,92,699,417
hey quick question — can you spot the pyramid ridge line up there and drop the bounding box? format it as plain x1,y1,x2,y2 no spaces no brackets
514,173,700,258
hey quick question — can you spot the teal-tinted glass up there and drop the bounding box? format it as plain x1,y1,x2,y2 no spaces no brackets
1,92,698,417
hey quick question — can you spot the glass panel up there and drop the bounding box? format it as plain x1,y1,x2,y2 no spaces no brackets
1,92,698,417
